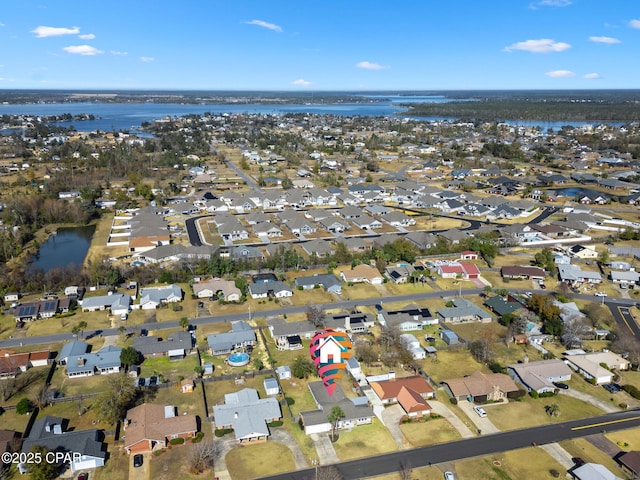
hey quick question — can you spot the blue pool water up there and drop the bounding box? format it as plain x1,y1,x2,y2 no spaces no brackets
227,352,250,366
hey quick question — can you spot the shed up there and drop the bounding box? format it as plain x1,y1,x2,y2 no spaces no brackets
263,377,280,396
203,363,214,375
441,329,459,345
275,365,291,380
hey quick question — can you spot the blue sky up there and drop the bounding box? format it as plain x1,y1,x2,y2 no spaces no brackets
1,0,640,90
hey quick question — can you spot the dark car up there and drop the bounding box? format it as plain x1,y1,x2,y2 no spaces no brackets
572,457,585,467
374,304,383,311
553,382,569,390
149,376,158,386
197,301,204,308
539,283,546,289
136,378,146,388
603,383,622,393
77,473,88,480
133,454,143,468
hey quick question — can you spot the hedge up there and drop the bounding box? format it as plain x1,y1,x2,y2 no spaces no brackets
169,438,185,445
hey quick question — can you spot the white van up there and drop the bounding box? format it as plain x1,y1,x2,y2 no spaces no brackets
473,406,487,417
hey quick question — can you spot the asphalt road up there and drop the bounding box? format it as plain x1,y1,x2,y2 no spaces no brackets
611,304,640,339
258,409,640,480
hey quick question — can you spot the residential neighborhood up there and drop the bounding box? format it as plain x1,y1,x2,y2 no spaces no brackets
2,91,640,480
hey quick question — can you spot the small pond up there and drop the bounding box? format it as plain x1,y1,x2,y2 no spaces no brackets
30,225,96,273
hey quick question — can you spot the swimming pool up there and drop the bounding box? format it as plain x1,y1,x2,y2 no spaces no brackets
227,352,250,367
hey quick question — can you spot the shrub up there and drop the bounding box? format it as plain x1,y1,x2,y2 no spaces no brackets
619,403,628,410
153,449,166,456
529,390,539,399
215,428,234,437
16,398,32,415
450,397,458,405
191,432,204,443
267,420,283,427
623,384,640,400
169,438,185,445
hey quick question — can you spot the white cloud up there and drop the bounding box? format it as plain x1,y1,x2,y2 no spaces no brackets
32,25,80,38
589,36,620,44
504,39,571,53
584,73,601,79
545,70,575,78
110,50,128,56
78,33,95,40
62,45,103,56
356,61,387,70
630,19,640,29
291,79,312,86
245,20,283,32
140,56,154,62
529,0,571,9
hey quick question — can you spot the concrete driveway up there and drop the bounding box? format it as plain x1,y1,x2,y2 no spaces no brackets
311,433,339,465
380,403,411,450
558,388,619,413
128,451,150,480
457,400,500,434
429,400,475,438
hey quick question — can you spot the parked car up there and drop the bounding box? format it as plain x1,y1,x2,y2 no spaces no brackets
572,457,585,467
594,292,607,297
136,378,146,388
77,473,88,480
473,406,487,418
444,472,456,480
553,382,569,390
603,383,622,394
133,454,143,468
539,283,546,289
149,376,158,386
120,312,128,321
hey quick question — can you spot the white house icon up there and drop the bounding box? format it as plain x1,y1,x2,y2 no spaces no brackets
318,336,345,364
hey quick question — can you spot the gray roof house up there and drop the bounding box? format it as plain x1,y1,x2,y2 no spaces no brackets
248,281,293,299
378,304,437,331
508,359,572,393
207,321,256,355
294,273,342,294
301,239,334,258
300,382,374,435
139,284,183,309
267,317,316,350
21,416,105,473
213,388,282,443
437,298,494,323
80,293,132,315
65,345,122,378
133,331,193,358
57,340,89,365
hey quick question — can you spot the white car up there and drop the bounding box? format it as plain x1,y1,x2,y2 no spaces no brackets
444,472,456,480
473,406,487,417
594,292,607,297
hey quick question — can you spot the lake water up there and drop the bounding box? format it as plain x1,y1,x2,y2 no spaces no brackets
30,225,96,273
548,187,611,199
0,97,620,133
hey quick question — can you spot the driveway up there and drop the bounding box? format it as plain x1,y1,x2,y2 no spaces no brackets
558,388,619,413
380,403,411,450
429,400,475,438
270,428,309,469
456,400,500,435
311,433,339,465
128,451,150,480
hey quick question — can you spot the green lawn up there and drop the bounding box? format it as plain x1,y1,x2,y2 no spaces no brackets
139,352,201,382
421,349,485,384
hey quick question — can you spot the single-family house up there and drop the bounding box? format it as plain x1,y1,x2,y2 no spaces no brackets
508,359,572,393
248,281,293,299
377,304,436,331
301,239,335,258
65,345,122,378
57,340,89,366
294,273,343,294
21,417,106,473
558,264,602,284
300,382,374,435
80,293,132,316
442,371,520,403
370,376,435,417
500,266,546,280
571,463,623,480
267,317,316,350
139,284,183,309
437,298,493,323
213,388,282,443
192,278,242,301
133,331,193,359
563,351,629,384
124,404,198,453
340,264,383,284
399,334,426,360
569,244,598,259
207,321,256,355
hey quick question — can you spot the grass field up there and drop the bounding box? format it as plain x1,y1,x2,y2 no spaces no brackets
488,394,606,431
400,416,462,447
453,447,567,480
333,422,398,461
559,437,621,473
421,349,485,384
225,441,296,480
139,353,201,383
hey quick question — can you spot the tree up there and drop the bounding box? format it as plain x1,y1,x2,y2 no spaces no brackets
306,304,326,328
399,460,413,480
546,403,560,417
292,355,316,379
16,397,32,415
120,347,143,368
534,248,555,273
469,340,491,364
179,317,190,330
252,358,264,371
327,405,345,441
26,445,58,480
94,373,137,425
354,340,377,366
189,439,221,474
